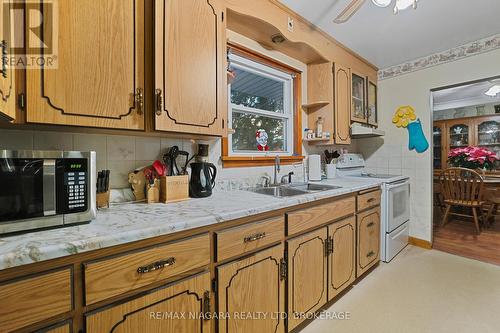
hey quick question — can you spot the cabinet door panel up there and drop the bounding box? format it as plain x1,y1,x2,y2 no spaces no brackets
86,272,211,333
357,207,381,277
26,0,144,130
217,244,285,333
155,0,225,135
334,63,351,144
350,71,366,123
0,0,15,121
367,80,377,126
328,216,355,300
287,228,327,331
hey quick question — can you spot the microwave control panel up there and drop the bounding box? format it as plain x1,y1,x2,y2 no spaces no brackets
58,159,88,214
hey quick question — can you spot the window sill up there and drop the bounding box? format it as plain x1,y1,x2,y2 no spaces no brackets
221,155,305,168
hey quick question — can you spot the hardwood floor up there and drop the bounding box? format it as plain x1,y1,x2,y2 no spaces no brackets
433,212,500,266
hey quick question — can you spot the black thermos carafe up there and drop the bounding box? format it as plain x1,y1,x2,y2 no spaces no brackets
189,144,217,198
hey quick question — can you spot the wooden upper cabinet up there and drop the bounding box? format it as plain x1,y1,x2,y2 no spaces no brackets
328,216,355,300
154,0,226,136
334,63,351,145
86,272,212,333
217,244,285,333
367,80,378,127
350,70,366,124
0,0,15,122
26,0,145,130
287,228,328,331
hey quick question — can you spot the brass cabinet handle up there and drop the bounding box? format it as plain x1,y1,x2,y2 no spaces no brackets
366,251,375,258
244,232,266,243
135,88,144,115
366,222,375,227
155,88,163,116
367,198,376,203
1,40,7,79
137,257,175,274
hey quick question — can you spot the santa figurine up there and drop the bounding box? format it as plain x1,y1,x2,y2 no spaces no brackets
256,129,269,151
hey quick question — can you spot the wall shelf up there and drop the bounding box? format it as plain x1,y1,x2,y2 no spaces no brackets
302,137,330,143
301,101,330,111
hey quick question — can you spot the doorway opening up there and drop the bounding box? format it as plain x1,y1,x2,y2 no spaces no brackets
431,76,500,266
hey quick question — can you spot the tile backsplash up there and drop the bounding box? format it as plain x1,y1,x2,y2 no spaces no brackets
0,128,357,192
0,129,196,188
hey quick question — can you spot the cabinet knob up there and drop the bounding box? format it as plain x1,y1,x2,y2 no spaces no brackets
366,251,375,258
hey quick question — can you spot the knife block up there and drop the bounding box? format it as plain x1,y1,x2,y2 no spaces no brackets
160,175,189,203
96,191,110,209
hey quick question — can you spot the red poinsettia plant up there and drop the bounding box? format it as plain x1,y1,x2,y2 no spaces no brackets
447,146,498,170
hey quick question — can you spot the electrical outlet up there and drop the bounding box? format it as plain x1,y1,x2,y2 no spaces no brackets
287,17,294,32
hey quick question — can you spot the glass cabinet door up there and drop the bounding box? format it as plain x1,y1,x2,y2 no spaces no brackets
351,73,366,123
476,118,500,169
433,125,443,169
367,81,377,126
448,123,470,149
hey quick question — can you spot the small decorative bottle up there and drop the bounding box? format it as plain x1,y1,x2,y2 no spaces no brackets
316,117,324,138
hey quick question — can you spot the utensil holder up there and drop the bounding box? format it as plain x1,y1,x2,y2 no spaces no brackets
96,191,110,209
160,175,189,203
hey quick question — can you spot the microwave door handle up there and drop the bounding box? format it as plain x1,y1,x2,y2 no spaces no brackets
43,159,56,216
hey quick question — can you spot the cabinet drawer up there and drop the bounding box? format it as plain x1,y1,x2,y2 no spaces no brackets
215,216,284,261
287,196,355,235
0,269,72,332
84,234,210,305
357,189,381,211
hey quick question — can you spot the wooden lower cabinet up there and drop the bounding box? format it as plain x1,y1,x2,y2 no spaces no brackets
217,244,285,333
86,272,212,333
328,217,356,300
286,228,328,331
357,207,381,277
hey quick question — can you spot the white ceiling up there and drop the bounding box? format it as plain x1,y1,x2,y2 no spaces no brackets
280,0,500,69
433,78,500,111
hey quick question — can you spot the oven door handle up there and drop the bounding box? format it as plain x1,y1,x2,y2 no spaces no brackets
43,159,56,216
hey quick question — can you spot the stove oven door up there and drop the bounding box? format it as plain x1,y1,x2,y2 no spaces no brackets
386,180,410,232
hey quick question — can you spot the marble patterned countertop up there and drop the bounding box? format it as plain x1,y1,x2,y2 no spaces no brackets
0,178,385,270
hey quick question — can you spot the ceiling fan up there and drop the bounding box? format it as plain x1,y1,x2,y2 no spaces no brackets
334,0,418,24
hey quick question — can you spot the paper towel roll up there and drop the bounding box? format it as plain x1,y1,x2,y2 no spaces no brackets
308,155,321,181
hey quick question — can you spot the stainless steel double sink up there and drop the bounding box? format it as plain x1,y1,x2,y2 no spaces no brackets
247,183,342,198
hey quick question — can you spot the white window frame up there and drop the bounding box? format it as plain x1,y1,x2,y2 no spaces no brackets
228,53,294,157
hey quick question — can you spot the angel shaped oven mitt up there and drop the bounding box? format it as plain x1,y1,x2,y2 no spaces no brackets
393,105,429,153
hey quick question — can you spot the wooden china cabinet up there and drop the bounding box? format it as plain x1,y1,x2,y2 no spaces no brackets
433,115,500,171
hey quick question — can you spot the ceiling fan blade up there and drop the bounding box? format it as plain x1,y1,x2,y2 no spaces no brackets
334,0,366,24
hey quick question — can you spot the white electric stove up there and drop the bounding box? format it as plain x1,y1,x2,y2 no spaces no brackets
336,154,410,262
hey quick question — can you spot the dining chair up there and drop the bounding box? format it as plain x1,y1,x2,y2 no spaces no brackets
439,167,485,234
484,187,499,227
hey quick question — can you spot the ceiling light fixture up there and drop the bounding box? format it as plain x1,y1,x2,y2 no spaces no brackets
394,0,418,14
485,85,500,97
371,0,392,7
